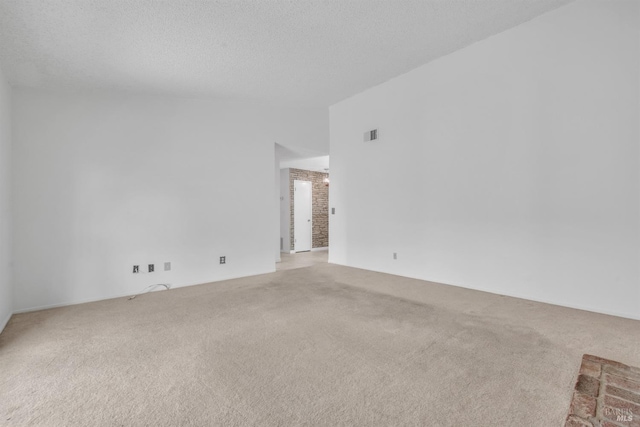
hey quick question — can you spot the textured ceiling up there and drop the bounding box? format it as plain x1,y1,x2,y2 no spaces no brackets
0,0,573,107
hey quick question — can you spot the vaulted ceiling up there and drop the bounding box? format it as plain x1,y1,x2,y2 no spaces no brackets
0,0,573,107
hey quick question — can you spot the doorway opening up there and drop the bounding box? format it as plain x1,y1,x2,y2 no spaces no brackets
275,150,329,270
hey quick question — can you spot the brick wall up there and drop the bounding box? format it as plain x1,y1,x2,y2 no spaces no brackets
289,168,329,250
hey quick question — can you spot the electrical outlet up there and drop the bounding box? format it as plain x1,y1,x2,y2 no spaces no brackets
148,264,154,273
133,265,139,273
364,129,379,142
220,256,226,265
393,253,397,260
164,262,171,271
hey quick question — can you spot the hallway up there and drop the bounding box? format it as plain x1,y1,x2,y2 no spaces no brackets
276,250,328,271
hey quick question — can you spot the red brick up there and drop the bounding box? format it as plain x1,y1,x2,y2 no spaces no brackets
564,415,593,427
603,396,640,427
604,365,640,384
606,385,640,405
569,356,640,427
570,392,597,418
580,359,602,378
576,374,600,397
605,395,640,412
602,415,639,427
603,413,639,427
584,354,631,370
606,373,640,394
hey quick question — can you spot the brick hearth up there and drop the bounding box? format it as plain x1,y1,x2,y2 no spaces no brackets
565,354,640,427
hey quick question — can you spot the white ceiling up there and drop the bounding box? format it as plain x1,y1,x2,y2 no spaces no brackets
0,0,572,107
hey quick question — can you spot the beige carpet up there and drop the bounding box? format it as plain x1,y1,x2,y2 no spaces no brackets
1,263,639,426
276,251,328,271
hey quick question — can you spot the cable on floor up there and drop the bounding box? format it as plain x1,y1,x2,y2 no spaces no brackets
128,284,171,300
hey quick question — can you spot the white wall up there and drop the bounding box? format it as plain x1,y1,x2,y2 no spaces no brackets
280,155,330,172
280,168,291,253
329,0,640,319
12,88,328,312
0,63,12,331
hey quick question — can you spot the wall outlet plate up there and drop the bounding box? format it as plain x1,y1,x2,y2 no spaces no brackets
364,129,378,142
164,262,171,271
220,256,226,265
148,264,154,273
133,265,139,273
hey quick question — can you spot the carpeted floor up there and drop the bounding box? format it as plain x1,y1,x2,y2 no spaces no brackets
276,250,328,271
1,263,639,426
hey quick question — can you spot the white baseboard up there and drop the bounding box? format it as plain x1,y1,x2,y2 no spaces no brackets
13,269,276,315
327,260,640,321
13,291,155,314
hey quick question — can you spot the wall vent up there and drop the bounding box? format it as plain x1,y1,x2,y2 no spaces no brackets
364,129,378,142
